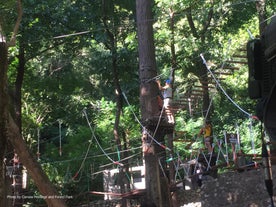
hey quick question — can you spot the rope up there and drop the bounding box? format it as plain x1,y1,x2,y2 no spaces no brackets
58,119,62,156
202,39,231,124
83,108,123,167
72,137,93,180
249,117,256,155
145,72,167,83
37,128,40,161
223,131,229,165
153,104,165,137
122,92,171,151
39,146,142,166
200,53,252,117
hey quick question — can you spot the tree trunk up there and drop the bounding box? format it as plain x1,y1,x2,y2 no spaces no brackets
256,0,267,35
111,41,129,207
14,41,25,131
199,61,212,121
0,42,9,207
7,114,68,207
136,0,171,206
0,42,68,207
136,0,160,122
102,2,130,205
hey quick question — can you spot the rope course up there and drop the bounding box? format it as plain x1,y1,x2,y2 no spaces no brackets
122,92,171,151
200,53,251,117
6,2,271,205
82,108,124,167
164,44,264,189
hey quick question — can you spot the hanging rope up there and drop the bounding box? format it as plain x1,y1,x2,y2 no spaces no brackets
58,119,62,156
73,108,123,180
83,108,123,167
122,92,171,151
145,72,167,83
37,128,40,161
72,132,93,180
223,131,229,165
249,117,256,156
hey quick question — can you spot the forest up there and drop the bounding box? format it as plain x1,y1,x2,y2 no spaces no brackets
0,0,276,207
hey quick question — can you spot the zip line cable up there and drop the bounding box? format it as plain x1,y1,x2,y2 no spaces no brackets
200,53,259,156
200,53,252,117
39,147,142,166
23,0,258,46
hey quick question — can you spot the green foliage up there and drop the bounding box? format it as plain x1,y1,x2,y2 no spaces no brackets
0,1,18,38
4,0,275,205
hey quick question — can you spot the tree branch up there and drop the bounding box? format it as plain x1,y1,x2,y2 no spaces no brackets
8,0,23,47
200,6,214,39
186,7,199,39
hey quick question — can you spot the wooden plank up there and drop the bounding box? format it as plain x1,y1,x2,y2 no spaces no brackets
226,60,248,64
192,89,204,93
194,85,215,89
232,55,247,59
189,94,204,97
175,98,198,102
214,72,233,76
174,131,187,135
219,66,239,70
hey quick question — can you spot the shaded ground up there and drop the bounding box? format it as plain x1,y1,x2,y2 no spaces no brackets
178,165,276,207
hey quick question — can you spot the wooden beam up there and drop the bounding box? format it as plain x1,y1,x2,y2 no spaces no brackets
214,72,233,76
219,66,239,70
232,55,247,59
192,89,204,93
189,93,204,97
194,85,215,89
226,60,248,64
208,77,226,80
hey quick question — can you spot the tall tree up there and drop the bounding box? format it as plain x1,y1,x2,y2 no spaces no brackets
136,0,171,206
101,1,130,206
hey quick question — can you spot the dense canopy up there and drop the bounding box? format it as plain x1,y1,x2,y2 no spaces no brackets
0,0,275,206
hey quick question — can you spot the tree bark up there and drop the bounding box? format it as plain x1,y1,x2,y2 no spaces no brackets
102,2,130,205
0,41,9,207
0,42,68,207
136,0,160,122
0,1,68,206
14,42,25,131
186,3,215,121
256,0,267,35
136,0,171,206
7,114,68,207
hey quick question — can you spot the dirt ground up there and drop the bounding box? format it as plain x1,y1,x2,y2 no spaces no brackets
177,165,276,207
